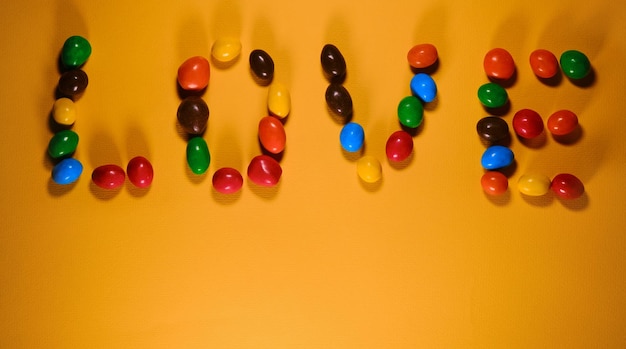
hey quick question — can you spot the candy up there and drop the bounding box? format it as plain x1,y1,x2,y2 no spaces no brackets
483,48,515,80
407,43,438,69
339,122,365,153
551,173,584,200
356,155,382,183
385,130,413,162
410,73,437,103
127,156,153,188
177,56,210,91
477,82,508,108
529,49,559,79
58,69,88,98
186,137,210,175
249,49,275,83
476,116,509,143
247,155,282,187
52,158,83,185
321,44,347,83
481,171,508,195
512,109,544,139
547,109,578,136
325,83,353,117
517,173,551,196
481,145,514,170
397,95,424,128
211,38,241,63
48,129,79,159
61,36,91,69
177,96,209,135
52,98,77,125
560,50,590,80
267,81,291,118
92,164,126,189
258,116,286,154
212,167,243,194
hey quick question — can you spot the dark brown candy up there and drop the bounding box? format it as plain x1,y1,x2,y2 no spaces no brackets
177,96,209,135
57,69,88,98
477,116,510,143
249,49,274,83
325,83,353,117
321,44,346,83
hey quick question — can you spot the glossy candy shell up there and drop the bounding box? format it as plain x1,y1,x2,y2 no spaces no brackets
92,164,126,189
212,167,244,194
177,56,210,91
249,49,275,83
407,43,438,69
186,137,210,175
410,73,437,103
258,116,286,154
177,96,209,135
357,156,382,183
397,95,424,128
127,156,154,188
52,158,83,185
481,145,514,170
267,82,291,118
48,129,79,159
52,98,77,125
385,130,413,162
247,155,282,187
61,35,91,68
58,69,88,98
560,50,590,80
481,171,508,195
547,110,578,136
339,122,364,153
476,116,509,143
483,48,516,80
513,109,544,139
211,38,241,63
321,44,347,83
551,173,584,200
517,174,551,196
325,83,353,117
477,83,508,108
529,49,559,79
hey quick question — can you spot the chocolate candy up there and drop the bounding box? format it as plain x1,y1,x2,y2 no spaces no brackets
481,171,508,195
529,49,559,79
212,167,244,194
258,116,286,154
339,122,364,153
407,43,438,69
52,98,77,125
483,48,515,80
58,69,88,98
247,155,282,187
560,50,590,80
48,129,79,159
512,108,544,139
325,83,353,117
211,38,241,63
477,82,508,108
186,137,210,175
410,73,437,103
52,158,83,185
481,145,514,170
249,49,275,83
177,56,210,91
397,95,424,128
177,96,209,135
267,81,291,118
551,173,584,200
127,156,153,188
547,109,578,136
517,173,551,196
61,35,91,69
92,164,126,189
321,44,347,83
356,155,382,183
385,130,413,162
476,116,509,143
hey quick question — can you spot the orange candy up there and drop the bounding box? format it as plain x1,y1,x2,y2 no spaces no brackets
529,49,559,79
547,109,578,136
483,48,515,80
407,43,438,69
177,56,210,91
258,116,286,154
481,171,508,195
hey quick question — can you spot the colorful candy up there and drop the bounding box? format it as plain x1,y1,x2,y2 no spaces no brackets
177,56,210,91
512,108,544,139
410,73,437,103
385,130,413,162
481,171,508,195
547,109,578,136
212,167,244,194
211,38,241,63
517,173,551,196
249,49,275,83
476,116,509,143
339,122,365,153
477,82,508,108
127,156,153,188
61,35,91,69
177,96,209,135
357,155,382,183
320,44,347,83
258,116,286,154
267,81,291,118
529,49,559,79
325,83,353,117
92,164,126,189
397,95,424,128
407,43,438,69
48,129,79,159
52,157,83,185
52,98,77,125
57,69,88,98
560,50,590,80
483,48,515,80
551,173,584,200
247,155,282,187
481,145,514,170
186,137,210,175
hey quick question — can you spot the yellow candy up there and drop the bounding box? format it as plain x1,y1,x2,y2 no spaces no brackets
517,173,551,196
267,81,291,118
53,97,76,125
211,38,241,63
357,155,382,183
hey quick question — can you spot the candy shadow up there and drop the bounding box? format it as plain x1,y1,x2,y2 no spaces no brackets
521,192,554,207
127,184,151,198
87,131,122,169
400,117,425,138
517,131,548,149
483,189,512,207
488,69,518,89
482,100,511,117
176,78,208,100
48,109,73,134
536,69,563,87
211,53,241,71
211,188,243,205
479,133,513,148
247,179,281,200
388,151,414,171
47,177,79,197
326,104,352,125
552,124,584,146
359,175,383,193
341,143,364,162
423,95,439,112
567,67,597,89
89,181,122,201
410,59,440,76
557,192,589,211
184,157,207,185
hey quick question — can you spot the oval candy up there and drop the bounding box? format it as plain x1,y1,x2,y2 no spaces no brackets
48,129,79,159
547,109,578,136
61,35,91,69
477,82,508,108
339,122,364,153
186,137,210,175
397,95,424,128
211,38,241,63
52,157,83,185
481,171,508,196
560,50,590,80
357,155,382,183
177,96,209,135
127,156,154,188
92,164,126,189
177,56,210,91
267,81,291,118
385,130,413,162
407,43,438,69
53,97,77,125
410,73,437,103
476,116,509,143
481,145,514,170
517,173,551,196
58,69,88,98
551,173,584,200
483,48,516,80
325,83,353,117
513,108,544,139
212,167,244,194
249,49,275,83
321,44,347,83
258,116,286,154
247,155,282,187
529,49,559,79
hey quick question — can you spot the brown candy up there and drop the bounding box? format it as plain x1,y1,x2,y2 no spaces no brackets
325,83,353,117
177,96,209,135
476,116,510,143
321,44,346,83
249,49,274,84
57,69,88,98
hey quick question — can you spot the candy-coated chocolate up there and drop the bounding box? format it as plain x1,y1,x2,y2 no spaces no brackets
547,109,578,136
477,82,508,108
48,129,79,159
177,96,209,135
249,49,275,83
267,81,291,118
258,116,286,154
481,171,508,195
483,48,515,80
61,36,91,68
476,116,509,143
58,69,88,98
339,122,364,153
211,38,241,63
52,157,82,185
247,155,282,187
407,43,438,69
513,109,544,139
397,95,424,128
177,56,210,91
52,98,77,125
529,49,558,79
92,164,126,189
325,83,353,117
127,156,153,188
517,173,551,196
212,167,243,194
560,50,590,80
186,137,210,175
551,173,584,200
410,73,437,103
481,145,514,170
321,44,347,82
385,130,413,162
357,155,382,183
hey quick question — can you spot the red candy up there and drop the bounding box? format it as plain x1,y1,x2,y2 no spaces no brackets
483,48,516,80
407,43,438,69
529,49,559,79
92,164,125,189
513,108,544,139
385,130,413,162
481,171,508,195
127,156,153,188
247,155,282,187
177,56,210,91
258,116,286,154
212,167,243,194
547,109,578,136
551,173,584,200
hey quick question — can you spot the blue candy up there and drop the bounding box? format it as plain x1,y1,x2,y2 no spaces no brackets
481,145,514,170
339,122,364,152
410,73,437,103
52,157,83,184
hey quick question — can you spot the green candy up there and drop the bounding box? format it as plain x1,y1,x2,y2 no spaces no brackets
61,36,92,68
48,129,79,159
560,50,590,80
477,82,508,108
186,137,210,175
397,95,424,128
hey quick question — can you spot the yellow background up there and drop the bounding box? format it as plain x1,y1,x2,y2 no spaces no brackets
1,0,625,347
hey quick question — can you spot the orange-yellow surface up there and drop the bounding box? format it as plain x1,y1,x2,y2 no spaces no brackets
1,0,625,348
